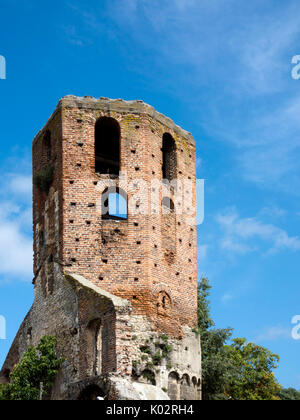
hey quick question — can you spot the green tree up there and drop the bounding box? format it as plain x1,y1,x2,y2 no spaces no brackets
0,336,63,400
224,338,281,400
198,278,281,400
279,388,300,400
197,278,233,400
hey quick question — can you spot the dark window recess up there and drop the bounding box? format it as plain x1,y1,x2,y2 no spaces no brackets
162,133,177,181
95,117,121,175
39,230,45,247
44,130,52,161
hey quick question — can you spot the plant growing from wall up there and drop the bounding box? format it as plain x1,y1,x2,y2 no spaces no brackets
132,335,173,382
34,165,54,193
0,336,64,401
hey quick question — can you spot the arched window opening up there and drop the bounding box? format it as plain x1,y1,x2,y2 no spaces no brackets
95,117,121,175
102,188,128,220
162,133,177,181
78,385,106,401
168,372,180,400
180,374,191,400
192,377,198,400
44,130,52,161
87,319,103,376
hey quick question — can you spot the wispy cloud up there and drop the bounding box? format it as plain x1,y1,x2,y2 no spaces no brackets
67,0,300,193
198,244,208,260
217,208,300,255
255,325,292,343
0,173,33,282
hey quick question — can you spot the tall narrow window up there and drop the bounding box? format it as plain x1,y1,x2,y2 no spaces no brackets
162,133,177,181
44,130,52,161
95,117,121,175
87,319,103,376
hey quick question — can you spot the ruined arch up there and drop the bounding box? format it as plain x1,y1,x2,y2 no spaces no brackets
78,385,106,401
95,117,121,175
192,377,198,400
168,372,180,400
180,374,191,400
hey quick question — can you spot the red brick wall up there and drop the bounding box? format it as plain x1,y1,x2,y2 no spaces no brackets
33,97,198,338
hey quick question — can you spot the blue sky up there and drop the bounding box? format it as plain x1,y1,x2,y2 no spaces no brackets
0,0,300,389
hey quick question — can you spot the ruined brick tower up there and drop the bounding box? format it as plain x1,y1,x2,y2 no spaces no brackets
1,96,201,400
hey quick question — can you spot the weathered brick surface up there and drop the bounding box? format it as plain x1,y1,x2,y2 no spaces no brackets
32,96,197,338
1,96,201,400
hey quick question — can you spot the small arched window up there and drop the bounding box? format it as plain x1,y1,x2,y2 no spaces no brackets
102,188,128,220
157,291,171,316
95,117,121,175
162,133,177,181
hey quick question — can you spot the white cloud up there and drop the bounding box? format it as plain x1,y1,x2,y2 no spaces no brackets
217,208,300,254
0,173,33,282
9,175,32,196
255,325,292,342
68,0,300,193
0,213,33,280
221,293,234,303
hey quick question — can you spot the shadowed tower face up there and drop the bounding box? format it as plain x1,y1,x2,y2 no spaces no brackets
32,96,198,338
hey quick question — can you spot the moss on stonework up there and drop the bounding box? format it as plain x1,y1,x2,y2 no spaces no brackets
132,334,173,380
34,165,54,193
